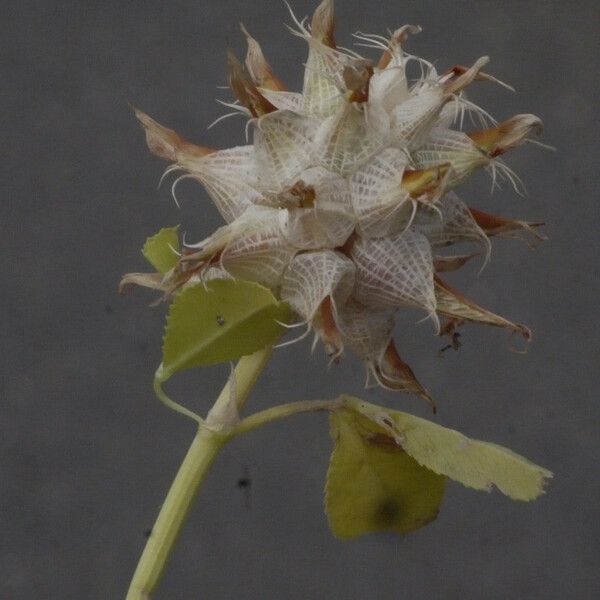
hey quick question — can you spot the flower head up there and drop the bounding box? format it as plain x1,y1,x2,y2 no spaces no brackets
126,0,545,411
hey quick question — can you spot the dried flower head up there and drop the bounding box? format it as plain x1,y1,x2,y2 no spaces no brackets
125,0,545,412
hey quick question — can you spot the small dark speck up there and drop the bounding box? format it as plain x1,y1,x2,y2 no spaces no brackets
143,528,152,538
216,315,226,326
237,477,250,488
572,176,580,185
375,498,400,526
104,304,114,315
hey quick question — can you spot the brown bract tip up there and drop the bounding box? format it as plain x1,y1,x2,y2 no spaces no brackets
377,25,421,69
375,340,436,413
311,0,336,48
443,56,490,96
227,46,277,117
240,23,287,91
435,276,531,341
469,207,546,242
469,114,543,157
134,108,215,161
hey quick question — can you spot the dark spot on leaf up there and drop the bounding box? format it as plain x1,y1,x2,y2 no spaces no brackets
374,498,400,526
143,528,152,538
237,477,250,488
382,418,393,427
216,315,226,326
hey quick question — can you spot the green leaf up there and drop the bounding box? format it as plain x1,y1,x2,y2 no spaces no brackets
326,408,445,539
340,396,553,501
157,279,290,382
142,226,180,273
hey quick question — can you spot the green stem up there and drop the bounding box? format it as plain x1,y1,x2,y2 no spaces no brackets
231,398,342,437
126,425,226,600
126,346,273,600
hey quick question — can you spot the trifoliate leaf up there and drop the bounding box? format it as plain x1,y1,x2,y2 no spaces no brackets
157,279,290,382
142,226,180,274
326,408,445,539
340,396,552,501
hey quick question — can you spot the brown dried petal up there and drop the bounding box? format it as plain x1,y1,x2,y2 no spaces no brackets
311,0,336,48
227,47,277,117
434,276,531,340
469,114,543,157
134,108,215,161
241,24,287,91
469,207,546,242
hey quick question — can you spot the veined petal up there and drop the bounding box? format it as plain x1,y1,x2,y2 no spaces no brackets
350,147,414,238
253,110,314,189
338,301,395,361
278,168,355,249
412,192,490,256
368,66,409,115
389,85,445,149
288,4,350,117
135,109,260,222
258,89,305,113
182,146,263,223
281,250,355,321
301,40,347,117
338,302,434,408
314,101,387,175
175,206,286,288
349,230,438,327
435,276,531,340
413,127,489,188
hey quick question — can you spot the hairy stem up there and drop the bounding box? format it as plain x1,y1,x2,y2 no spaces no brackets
125,346,273,600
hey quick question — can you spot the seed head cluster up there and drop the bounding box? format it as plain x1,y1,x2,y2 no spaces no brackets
126,0,545,411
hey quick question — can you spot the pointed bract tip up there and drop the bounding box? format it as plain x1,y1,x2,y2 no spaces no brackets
133,108,214,161
444,56,490,95
469,114,543,157
240,22,287,91
311,0,336,48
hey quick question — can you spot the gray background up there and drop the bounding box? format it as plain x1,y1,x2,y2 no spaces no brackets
3,0,599,598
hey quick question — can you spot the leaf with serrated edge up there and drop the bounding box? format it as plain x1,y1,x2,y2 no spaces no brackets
158,280,290,381
142,226,180,274
326,409,445,539
339,396,552,501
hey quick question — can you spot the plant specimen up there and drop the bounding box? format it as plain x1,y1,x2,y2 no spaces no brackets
121,2,551,597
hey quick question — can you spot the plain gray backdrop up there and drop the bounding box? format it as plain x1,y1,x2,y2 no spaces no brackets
3,1,599,598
